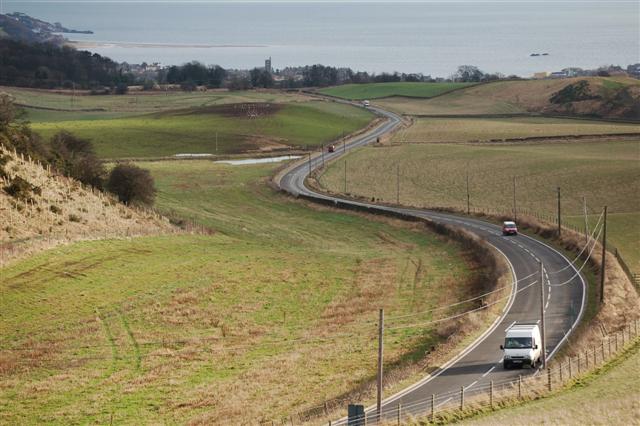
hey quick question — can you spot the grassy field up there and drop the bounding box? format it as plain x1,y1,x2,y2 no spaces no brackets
0,160,482,424
375,76,640,115
317,82,473,100
28,101,373,158
393,117,640,143
2,86,309,120
318,139,640,270
463,340,640,425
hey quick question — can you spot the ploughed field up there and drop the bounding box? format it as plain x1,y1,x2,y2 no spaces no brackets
317,139,640,271
4,87,374,158
0,160,481,424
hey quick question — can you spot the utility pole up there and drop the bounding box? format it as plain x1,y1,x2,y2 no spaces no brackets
308,153,311,174
600,206,608,304
583,196,589,245
377,308,384,421
396,165,400,205
540,261,547,369
344,160,347,193
513,176,517,221
466,170,470,215
557,187,562,236
321,145,325,168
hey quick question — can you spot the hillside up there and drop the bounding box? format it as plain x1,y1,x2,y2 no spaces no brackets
376,77,640,120
317,82,473,100
0,143,175,265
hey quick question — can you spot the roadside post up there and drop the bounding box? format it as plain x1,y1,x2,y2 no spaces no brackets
377,308,384,421
540,261,547,369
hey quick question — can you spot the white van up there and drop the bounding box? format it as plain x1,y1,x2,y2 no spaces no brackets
500,322,542,369
362,100,370,107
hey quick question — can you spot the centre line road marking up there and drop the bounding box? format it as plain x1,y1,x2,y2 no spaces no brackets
481,366,497,378
465,380,479,391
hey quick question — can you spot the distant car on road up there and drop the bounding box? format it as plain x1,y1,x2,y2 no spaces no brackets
502,220,518,235
327,145,335,153
362,100,370,107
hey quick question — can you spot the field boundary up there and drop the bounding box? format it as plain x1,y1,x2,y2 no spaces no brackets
403,113,640,125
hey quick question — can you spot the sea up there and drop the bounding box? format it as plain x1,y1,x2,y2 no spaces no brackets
4,1,640,78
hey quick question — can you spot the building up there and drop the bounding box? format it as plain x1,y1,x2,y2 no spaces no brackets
265,57,272,75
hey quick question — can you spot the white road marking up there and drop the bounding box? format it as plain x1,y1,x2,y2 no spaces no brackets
465,380,479,391
481,366,497,378
436,397,453,408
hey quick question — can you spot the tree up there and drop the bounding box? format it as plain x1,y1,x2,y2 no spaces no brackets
49,131,105,188
250,68,273,88
0,93,17,131
107,163,156,206
453,65,485,82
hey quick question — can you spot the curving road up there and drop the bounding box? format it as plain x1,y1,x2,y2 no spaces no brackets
276,105,587,421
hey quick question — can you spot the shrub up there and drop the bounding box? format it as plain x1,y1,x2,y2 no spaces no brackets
50,204,62,214
3,176,37,201
68,213,81,222
49,131,105,188
106,163,156,206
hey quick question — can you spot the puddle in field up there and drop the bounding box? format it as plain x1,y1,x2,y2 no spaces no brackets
214,155,301,165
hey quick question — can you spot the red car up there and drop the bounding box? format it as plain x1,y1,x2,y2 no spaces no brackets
327,145,336,153
502,221,518,236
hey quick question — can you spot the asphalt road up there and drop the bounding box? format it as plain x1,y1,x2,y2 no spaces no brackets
276,105,587,422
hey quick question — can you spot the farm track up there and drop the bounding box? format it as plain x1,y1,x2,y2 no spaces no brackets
277,104,587,422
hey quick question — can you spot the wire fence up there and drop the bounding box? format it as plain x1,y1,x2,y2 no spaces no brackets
272,319,639,426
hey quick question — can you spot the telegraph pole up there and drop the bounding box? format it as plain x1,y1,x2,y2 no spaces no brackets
377,308,384,420
513,176,517,221
600,206,608,304
308,153,311,174
321,144,325,168
466,170,470,215
344,160,347,193
396,165,400,205
540,261,547,369
557,187,562,236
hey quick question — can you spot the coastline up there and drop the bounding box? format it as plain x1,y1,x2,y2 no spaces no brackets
66,40,269,49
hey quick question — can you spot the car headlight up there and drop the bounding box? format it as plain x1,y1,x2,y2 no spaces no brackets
504,355,511,359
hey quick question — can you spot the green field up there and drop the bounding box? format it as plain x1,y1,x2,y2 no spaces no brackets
318,140,640,270
374,76,640,116
394,117,640,143
29,101,373,158
317,82,473,100
1,160,479,424
463,340,640,425
2,86,309,120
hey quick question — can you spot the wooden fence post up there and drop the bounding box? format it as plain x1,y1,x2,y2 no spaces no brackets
547,368,552,391
460,386,464,410
569,357,573,378
397,403,401,426
490,380,494,408
518,375,522,399
431,394,435,421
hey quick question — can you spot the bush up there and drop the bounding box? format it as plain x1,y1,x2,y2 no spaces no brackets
106,163,156,206
3,175,37,201
49,131,105,188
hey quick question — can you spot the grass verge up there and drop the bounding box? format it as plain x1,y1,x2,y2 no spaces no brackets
1,160,482,424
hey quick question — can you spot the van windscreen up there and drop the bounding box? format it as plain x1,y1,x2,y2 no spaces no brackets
504,337,532,349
